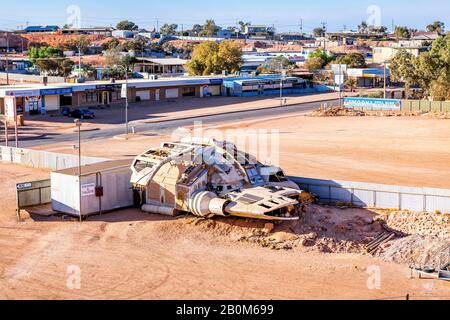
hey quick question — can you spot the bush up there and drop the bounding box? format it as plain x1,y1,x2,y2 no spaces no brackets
367,91,384,99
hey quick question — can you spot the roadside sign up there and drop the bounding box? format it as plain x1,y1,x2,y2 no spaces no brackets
331,64,348,75
334,74,345,85
121,84,128,98
16,182,33,190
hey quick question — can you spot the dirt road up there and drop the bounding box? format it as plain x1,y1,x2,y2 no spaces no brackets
1,210,449,300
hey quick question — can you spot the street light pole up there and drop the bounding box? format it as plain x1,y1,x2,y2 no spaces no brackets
5,32,10,86
280,64,284,107
74,119,82,222
125,66,129,136
383,62,387,99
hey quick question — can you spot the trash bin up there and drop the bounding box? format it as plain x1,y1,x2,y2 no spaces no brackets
17,115,24,126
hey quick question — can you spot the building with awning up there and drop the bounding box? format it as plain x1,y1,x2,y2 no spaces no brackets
222,75,310,97
346,68,390,87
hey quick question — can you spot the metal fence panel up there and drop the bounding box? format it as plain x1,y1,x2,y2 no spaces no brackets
1,146,109,170
290,177,450,213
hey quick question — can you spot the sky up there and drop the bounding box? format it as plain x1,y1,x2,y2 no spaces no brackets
1,0,449,33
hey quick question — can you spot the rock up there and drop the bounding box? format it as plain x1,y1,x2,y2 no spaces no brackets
305,232,318,241
263,223,275,234
268,232,298,243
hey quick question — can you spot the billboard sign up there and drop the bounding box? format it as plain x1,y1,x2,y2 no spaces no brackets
344,97,401,110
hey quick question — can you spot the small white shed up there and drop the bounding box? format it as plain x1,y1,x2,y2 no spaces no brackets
51,159,134,217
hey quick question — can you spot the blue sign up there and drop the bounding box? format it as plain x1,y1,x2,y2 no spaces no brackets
209,79,223,85
40,88,73,96
344,97,402,110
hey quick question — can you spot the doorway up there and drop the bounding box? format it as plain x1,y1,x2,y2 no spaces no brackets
101,91,110,105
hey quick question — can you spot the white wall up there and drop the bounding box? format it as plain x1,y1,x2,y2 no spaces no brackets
136,90,150,101
44,95,60,111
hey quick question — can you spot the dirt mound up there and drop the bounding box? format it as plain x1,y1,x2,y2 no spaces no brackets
377,235,450,268
308,107,450,119
167,206,450,269
308,106,367,117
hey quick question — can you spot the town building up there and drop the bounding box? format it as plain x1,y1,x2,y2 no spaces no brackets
0,33,28,52
61,27,114,36
0,76,228,118
24,25,60,33
134,58,188,77
112,30,135,39
372,45,430,64
346,68,390,88
222,75,311,96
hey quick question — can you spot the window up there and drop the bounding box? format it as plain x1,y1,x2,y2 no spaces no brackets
82,91,98,103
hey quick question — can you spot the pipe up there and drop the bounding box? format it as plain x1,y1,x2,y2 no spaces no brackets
142,204,175,216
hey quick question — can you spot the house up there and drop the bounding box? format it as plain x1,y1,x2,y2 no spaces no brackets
112,30,135,39
217,28,235,39
61,27,114,36
134,58,188,77
0,34,28,52
276,33,315,42
24,25,60,33
372,45,430,64
244,25,273,39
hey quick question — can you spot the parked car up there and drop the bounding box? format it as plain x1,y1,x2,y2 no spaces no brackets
70,108,95,119
61,106,71,116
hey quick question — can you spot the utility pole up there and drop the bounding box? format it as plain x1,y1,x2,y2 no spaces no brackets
3,117,8,147
300,18,303,36
383,62,387,99
5,32,10,85
74,119,82,222
78,45,82,79
321,22,327,51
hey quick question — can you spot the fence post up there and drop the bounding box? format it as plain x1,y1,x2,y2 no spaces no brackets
373,191,377,208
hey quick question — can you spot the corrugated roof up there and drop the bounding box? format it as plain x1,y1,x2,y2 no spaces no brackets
138,58,188,65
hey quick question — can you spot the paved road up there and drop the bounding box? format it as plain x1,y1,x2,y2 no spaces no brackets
12,99,337,148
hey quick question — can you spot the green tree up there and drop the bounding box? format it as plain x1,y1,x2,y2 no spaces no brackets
345,78,357,92
394,26,411,39
191,24,202,36
28,46,63,63
335,53,366,68
199,19,219,37
116,20,139,31
238,21,251,33
304,57,325,71
187,41,242,75
102,38,120,51
160,23,178,36
313,27,325,37
70,36,91,54
309,49,335,66
426,21,445,35
389,49,418,93
358,21,368,33
257,56,294,74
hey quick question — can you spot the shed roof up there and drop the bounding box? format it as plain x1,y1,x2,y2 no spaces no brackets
137,58,188,65
54,159,132,176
